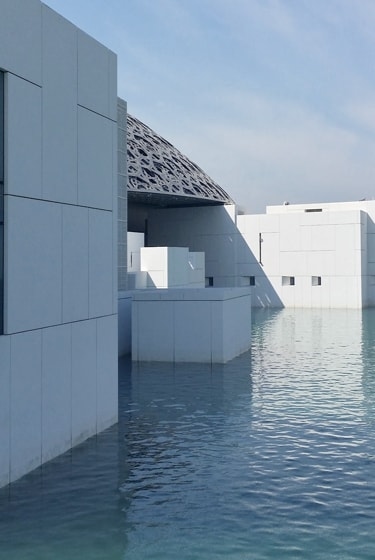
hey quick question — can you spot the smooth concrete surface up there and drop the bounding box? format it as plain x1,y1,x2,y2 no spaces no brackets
140,246,205,288
0,1,118,488
132,287,252,363
238,203,367,308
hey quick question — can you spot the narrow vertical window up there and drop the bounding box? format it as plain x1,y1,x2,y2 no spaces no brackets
0,71,4,334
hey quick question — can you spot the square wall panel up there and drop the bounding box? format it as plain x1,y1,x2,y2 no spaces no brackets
0,0,42,85
78,107,114,210
6,75,42,198
5,197,62,333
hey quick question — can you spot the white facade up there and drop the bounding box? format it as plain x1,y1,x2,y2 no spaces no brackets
128,246,205,289
0,1,118,487
238,201,373,308
141,200,375,309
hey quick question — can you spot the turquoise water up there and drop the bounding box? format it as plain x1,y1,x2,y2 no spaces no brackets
2,308,375,559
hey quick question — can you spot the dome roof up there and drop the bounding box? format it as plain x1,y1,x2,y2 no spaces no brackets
127,114,232,207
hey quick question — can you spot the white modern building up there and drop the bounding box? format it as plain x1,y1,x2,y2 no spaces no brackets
3,0,375,492
0,1,118,488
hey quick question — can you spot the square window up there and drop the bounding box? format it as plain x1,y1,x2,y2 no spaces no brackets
282,276,295,286
205,276,214,287
312,276,321,286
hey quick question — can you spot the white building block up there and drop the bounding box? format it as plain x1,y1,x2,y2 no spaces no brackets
6,75,42,198
41,324,72,463
10,331,42,482
132,288,252,363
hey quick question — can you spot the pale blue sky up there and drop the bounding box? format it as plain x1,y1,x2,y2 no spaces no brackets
44,0,375,212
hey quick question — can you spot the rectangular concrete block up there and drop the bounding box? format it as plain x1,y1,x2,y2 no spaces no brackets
132,288,252,363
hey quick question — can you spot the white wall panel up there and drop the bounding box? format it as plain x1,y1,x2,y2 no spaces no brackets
78,32,112,118
5,197,62,333
108,52,118,121
62,205,89,323
311,225,335,251
71,320,97,446
78,107,114,210
0,0,42,85
42,6,78,204
10,331,42,482
0,337,10,487
42,324,72,462
89,209,113,317
132,301,175,361
97,315,118,431
174,301,211,362
6,75,42,198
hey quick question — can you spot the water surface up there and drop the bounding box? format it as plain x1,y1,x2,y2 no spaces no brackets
1,308,375,559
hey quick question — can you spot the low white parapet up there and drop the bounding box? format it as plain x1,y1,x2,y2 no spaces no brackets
132,287,252,363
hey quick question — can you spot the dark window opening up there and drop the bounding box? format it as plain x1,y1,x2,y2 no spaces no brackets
304,208,322,213
205,276,214,287
282,276,295,286
312,276,322,286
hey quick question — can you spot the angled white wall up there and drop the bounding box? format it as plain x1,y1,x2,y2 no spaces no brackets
0,1,118,487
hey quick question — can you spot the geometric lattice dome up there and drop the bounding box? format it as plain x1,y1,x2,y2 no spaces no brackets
127,114,233,207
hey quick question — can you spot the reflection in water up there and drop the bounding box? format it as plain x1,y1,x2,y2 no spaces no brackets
1,310,375,559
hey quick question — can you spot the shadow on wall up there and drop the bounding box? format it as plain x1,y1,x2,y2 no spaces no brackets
138,204,283,308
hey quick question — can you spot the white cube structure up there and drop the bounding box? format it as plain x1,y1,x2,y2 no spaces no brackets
0,1,118,487
132,288,252,363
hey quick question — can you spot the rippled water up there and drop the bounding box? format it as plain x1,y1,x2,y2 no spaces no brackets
2,308,375,559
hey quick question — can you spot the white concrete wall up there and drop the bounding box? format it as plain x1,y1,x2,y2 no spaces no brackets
0,1,118,487
146,204,280,302
132,288,252,363
140,246,205,288
238,202,367,308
